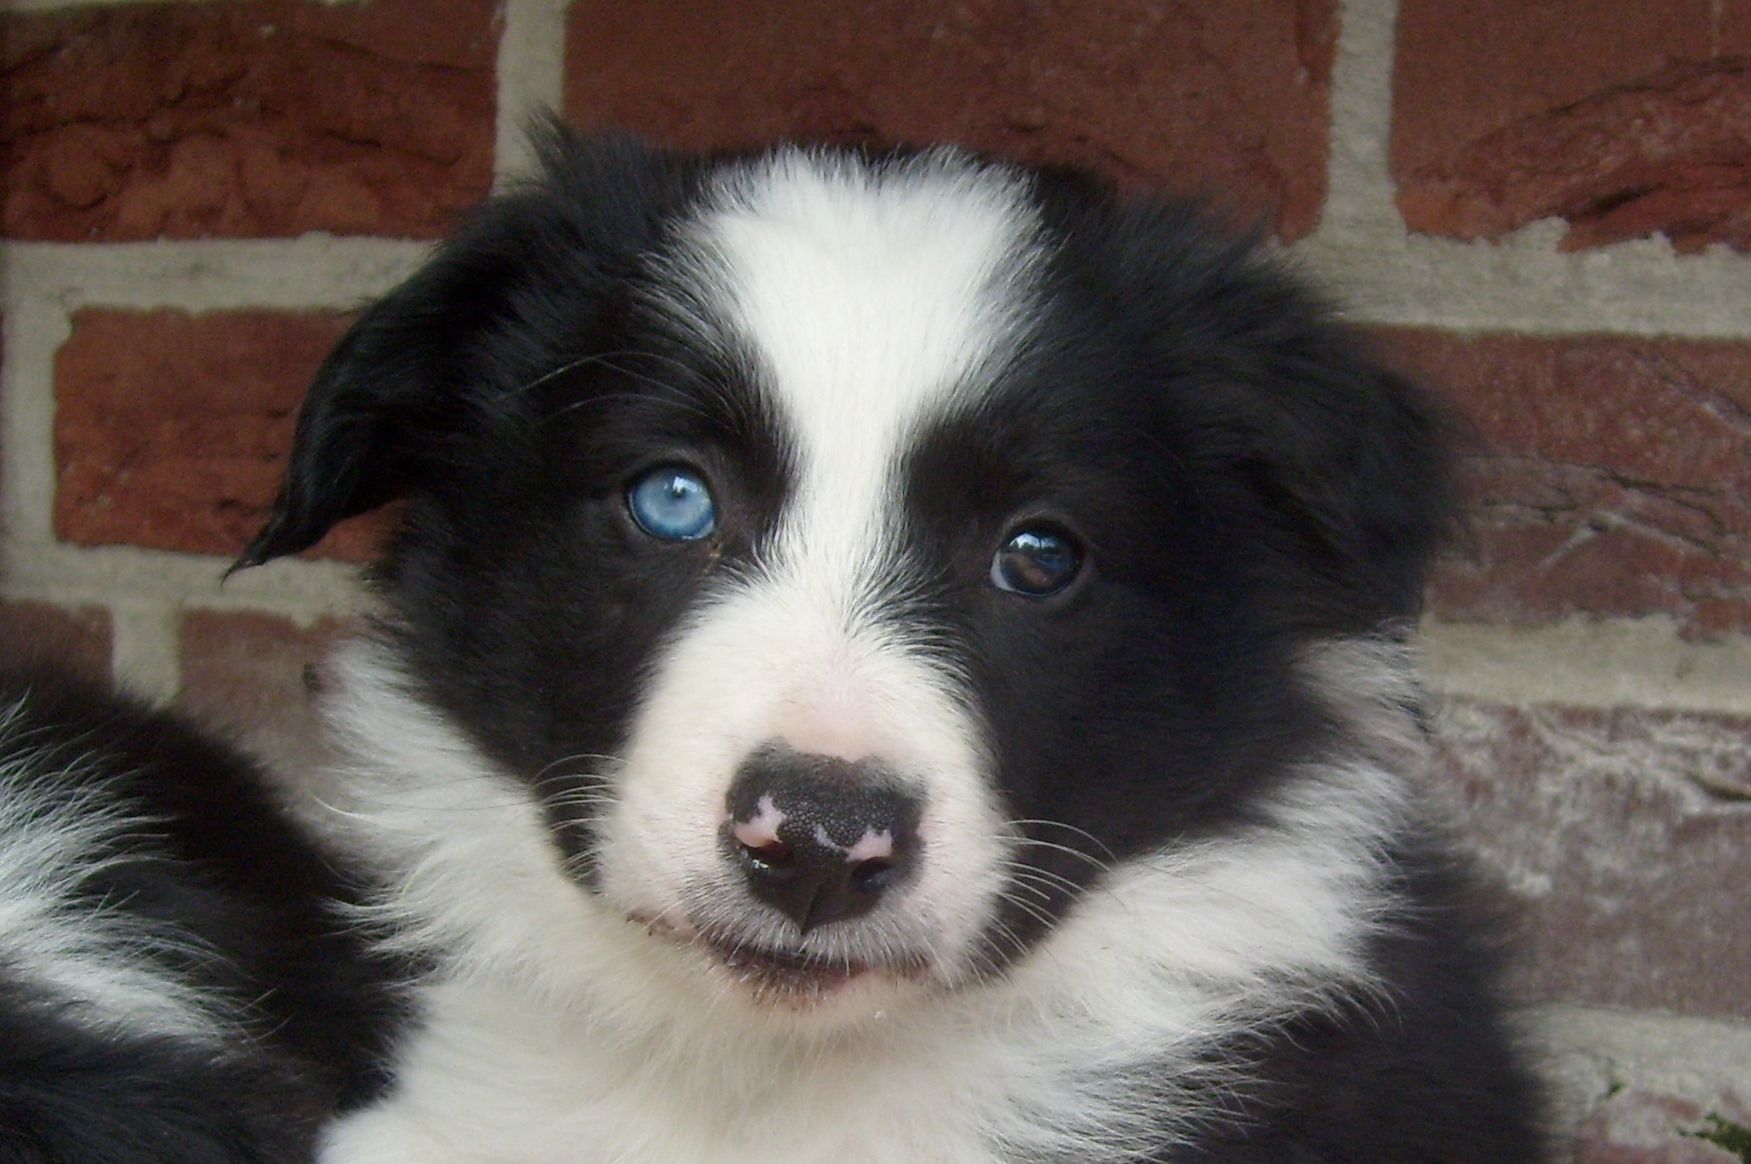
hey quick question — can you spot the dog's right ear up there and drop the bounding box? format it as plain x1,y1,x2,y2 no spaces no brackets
234,128,680,572
231,282,460,572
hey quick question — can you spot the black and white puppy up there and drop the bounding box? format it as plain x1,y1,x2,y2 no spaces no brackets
0,129,1540,1162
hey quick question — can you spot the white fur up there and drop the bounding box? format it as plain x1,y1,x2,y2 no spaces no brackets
313,154,1426,1162
595,150,1049,985
0,695,234,1040
316,637,1419,1164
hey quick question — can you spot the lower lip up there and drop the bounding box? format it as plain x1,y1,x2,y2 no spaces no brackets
633,915,881,1004
713,941,870,1002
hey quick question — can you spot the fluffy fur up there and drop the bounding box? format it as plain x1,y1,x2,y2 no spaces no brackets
0,128,1539,1162
0,672,403,1162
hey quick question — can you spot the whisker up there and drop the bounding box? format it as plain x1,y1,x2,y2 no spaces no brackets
503,354,608,399
996,865,1075,905
543,387,718,430
1000,877,1054,904
1005,818,1121,866
503,348,694,401
998,859,1085,896
974,917,1029,975
1007,836,1113,874
994,888,1057,933
529,752,620,781
531,778,618,819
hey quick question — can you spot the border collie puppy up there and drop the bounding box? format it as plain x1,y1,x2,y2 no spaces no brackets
0,128,1539,1162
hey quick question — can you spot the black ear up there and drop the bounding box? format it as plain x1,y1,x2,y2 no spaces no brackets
1102,200,1457,627
1196,287,1458,626
1231,350,1458,625
235,126,681,571
232,290,455,570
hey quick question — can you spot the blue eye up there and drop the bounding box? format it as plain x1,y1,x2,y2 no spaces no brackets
990,529,1082,597
627,466,717,541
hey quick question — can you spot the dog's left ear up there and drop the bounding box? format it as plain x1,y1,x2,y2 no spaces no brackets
1101,201,1456,626
235,128,680,571
1231,350,1458,625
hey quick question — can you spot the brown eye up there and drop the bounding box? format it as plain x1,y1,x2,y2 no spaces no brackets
990,529,1082,597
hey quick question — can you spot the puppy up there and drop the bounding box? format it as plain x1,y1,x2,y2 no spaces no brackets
0,128,1540,1162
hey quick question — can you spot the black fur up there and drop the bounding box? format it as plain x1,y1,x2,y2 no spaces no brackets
2,129,1539,1162
0,671,406,1162
245,132,1461,950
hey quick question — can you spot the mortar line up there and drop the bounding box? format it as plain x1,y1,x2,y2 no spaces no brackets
1299,0,1751,338
0,304,67,550
1422,618,1751,717
108,600,183,705
0,239,429,314
493,0,571,188
1,544,370,620
1321,0,1401,240
6,240,1751,342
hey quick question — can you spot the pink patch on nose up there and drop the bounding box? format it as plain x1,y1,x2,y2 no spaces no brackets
843,828,894,864
731,793,788,849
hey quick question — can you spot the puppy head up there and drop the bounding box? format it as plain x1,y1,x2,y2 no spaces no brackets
245,126,1452,1015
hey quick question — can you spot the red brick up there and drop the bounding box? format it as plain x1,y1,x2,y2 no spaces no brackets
0,601,112,678
1574,1089,1751,1164
1435,699,1751,1019
1392,0,1751,251
177,609,352,774
1376,331,1751,637
1,0,497,241
53,309,386,560
565,1,1336,240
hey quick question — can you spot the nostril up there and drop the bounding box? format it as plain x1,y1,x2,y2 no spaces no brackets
739,837,794,869
724,746,925,931
848,857,898,895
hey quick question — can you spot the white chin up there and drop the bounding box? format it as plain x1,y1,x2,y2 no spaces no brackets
634,913,930,1013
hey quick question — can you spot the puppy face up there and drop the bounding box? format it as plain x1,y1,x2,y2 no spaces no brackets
246,131,1450,1015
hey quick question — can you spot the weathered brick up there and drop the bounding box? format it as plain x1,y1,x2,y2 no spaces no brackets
0,601,112,678
53,309,384,560
177,609,352,776
565,1,1336,240
1,0,497,240
1393,0,1751,251
1434,699,1751,1019
1377,331,1751,637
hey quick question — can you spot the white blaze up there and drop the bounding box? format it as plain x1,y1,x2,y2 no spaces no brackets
595,149,1048,978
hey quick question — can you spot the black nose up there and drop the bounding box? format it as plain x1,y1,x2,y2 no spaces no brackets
723,746,923,933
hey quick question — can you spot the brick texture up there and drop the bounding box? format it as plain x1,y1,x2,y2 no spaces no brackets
0,602,111,678
53,309,383,559
1,0,497,241
565,0,1337,240
1378,331,1751,638
178,609,352,776
1435,699,1751,1020
1393,0,1751,251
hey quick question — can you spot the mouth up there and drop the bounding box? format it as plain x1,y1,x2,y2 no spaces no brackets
633,913,925,1005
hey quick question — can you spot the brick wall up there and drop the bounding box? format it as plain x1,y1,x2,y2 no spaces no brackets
3,2,1748,1158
